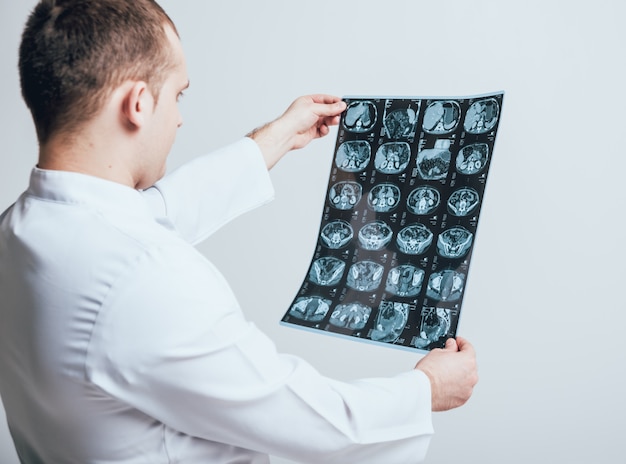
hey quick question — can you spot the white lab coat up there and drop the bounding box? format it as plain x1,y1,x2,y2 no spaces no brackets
0,138,433,463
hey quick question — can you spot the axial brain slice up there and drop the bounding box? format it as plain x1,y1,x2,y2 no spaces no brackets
329,302,372,330
437,226,473,259
309,257,346,286
347,261,384,292
335,141,371,172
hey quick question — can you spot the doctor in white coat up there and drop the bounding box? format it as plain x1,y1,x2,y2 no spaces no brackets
0,1,478,463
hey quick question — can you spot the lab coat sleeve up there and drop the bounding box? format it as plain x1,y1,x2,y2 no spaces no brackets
86,245,434,464
141,137,274,244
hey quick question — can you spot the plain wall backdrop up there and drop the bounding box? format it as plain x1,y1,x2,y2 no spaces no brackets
1,1,624,463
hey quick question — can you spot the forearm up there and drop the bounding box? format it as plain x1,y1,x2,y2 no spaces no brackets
246,119,293,170
247,95,347,170
143,138,274,244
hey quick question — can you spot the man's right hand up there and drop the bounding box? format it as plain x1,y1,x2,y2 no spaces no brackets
415,337,478,412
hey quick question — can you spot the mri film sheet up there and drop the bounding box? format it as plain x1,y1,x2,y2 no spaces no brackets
281,92,504,352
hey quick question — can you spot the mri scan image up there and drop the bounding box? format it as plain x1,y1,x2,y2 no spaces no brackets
335,140,371,172
309,257,346,287
368,183,401,213
407,186,441,216
370,301,409,343
422,100,461,134
320,220,353,249
289,296,331,322
447,187,480,217
396,223,433,255
437,226,474,259
282,93,504,352
385,265,425,297
426,270,465,302
329,181,362,210
343,101,377,133
347,260,384,292
384,108,417,139
464,98,499,134
416,140,451,180
358,221,393,251
329,302,372,330
456,143,489,175
374,142,411,174
413,308,451,349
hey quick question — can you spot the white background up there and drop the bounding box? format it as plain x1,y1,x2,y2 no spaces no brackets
1,1,625,463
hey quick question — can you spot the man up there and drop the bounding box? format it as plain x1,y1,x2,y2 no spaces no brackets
0,1,478,463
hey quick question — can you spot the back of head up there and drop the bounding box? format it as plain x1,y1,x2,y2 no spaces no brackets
19,0,178,145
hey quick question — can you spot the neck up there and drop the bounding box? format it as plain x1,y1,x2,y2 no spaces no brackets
38,128,138,188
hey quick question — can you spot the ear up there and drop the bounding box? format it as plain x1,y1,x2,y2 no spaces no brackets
121,81,153,130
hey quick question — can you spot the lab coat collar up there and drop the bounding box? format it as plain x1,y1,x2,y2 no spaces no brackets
27,167,152,219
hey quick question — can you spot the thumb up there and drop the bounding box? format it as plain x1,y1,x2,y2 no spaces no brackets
443,337,458,351
312,100,347,117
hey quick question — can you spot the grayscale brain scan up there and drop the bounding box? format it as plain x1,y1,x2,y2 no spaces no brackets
385,265,425,297
329,181,362,210
456,143,489,175
347,260,385,292
335,140,371,172
407,186,440,215
426,270,465,302
329,302,372,330
289,296,332,322
370,301,409,343
358,221,393,251
343,100,377,133
437,226,473,259
416,139,451,180
413,308,451,349
374,142,411,174
282,93,503,352
368,183,401,213
464,98,500,134
309,257,346,286
396,223,434,255
384,108,417,139
320,220,353,249
422,100,461,134
447,187,480,217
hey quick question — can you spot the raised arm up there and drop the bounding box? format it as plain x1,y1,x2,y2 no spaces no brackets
143,95,346,244
247,94,347,169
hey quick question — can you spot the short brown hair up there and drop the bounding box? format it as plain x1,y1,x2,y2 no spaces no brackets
19,0,178,144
